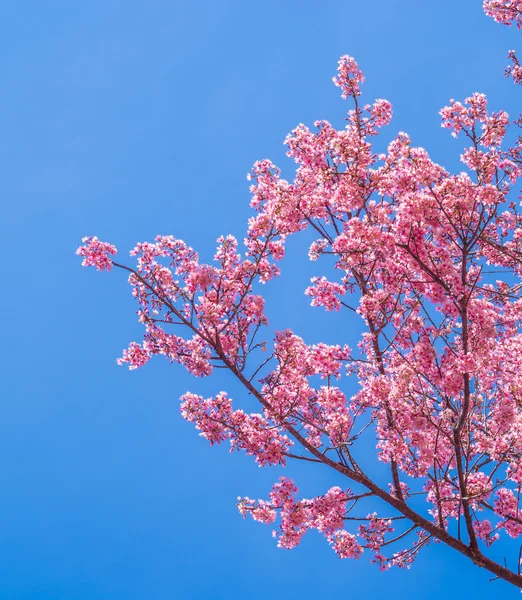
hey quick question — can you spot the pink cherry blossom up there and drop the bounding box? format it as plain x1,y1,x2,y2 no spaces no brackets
333,55,365,99
79,1,522,588
305,277,346,311
507,50,522,84
484,0,522,28
76,236,117,271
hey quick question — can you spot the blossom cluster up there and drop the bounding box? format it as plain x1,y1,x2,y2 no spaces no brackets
239,478,363,557
78,0,522,578
484,0,522,28
180,392,292,466
76,236,117,271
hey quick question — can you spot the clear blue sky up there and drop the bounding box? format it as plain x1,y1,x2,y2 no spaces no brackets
1,1,521,598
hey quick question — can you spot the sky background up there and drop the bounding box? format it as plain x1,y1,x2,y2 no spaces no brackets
1,0,521,598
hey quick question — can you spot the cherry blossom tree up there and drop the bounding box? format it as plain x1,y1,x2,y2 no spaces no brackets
78,0,522,588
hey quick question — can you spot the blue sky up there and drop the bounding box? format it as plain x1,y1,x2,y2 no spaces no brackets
1,0,521,598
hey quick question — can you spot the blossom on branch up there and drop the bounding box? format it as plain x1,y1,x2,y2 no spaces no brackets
78,0,522,588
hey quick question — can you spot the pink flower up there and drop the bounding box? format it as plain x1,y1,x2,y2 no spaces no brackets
79,28,522,582
117,342,150,370
76,236,117,271
333,55,365,98
331,530,363,559
484,0,522,29
305,277,346,311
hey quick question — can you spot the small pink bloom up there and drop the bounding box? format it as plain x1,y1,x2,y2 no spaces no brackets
76,236,117,271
